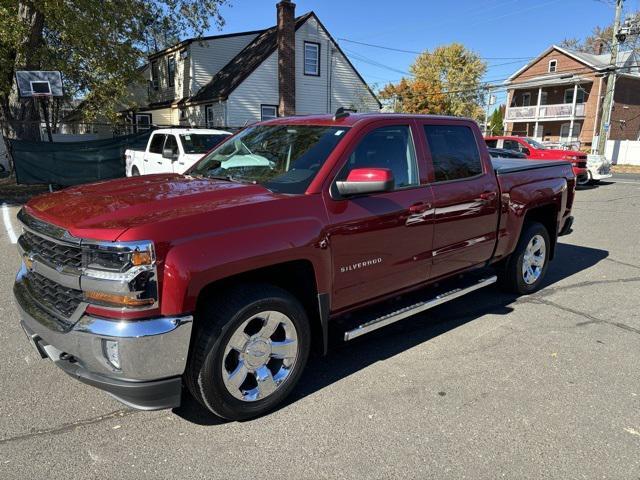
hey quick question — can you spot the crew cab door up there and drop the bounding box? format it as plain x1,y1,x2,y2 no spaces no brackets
144,133,166,174
418,121,500,280
323,121,435,311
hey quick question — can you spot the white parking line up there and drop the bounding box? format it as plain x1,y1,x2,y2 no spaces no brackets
612,179,640,185
2,203,18,244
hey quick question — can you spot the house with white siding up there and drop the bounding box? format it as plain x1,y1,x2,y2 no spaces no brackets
128,1,380,130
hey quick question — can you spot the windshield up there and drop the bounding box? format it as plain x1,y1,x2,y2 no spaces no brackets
189,124,349,194
180,133,231,154
524,137,546,149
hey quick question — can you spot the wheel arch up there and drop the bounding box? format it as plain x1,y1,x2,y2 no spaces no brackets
194,260,328,356
522,203,559,260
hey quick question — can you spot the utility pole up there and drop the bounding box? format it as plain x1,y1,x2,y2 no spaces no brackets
596,0,623,156
484,87,495,135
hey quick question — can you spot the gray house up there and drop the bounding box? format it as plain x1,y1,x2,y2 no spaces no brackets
130,1,380,129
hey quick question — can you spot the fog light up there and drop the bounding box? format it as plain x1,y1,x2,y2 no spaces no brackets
103,339,121,370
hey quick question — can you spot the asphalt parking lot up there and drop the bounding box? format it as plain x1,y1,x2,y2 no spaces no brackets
1,176,639,479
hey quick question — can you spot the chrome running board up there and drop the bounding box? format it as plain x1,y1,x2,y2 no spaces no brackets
344,276,497,341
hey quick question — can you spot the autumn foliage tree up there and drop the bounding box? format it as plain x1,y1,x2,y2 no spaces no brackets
0,0,229,141
379,43,487,119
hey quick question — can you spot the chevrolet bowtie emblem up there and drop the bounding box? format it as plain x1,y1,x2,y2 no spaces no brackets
23,255,33,271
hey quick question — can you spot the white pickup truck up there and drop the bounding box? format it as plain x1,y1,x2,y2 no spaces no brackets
125,128,232,176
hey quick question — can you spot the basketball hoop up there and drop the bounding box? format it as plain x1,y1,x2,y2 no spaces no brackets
15,71,63,98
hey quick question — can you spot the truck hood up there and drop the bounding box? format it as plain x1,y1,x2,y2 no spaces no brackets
25,174,278,241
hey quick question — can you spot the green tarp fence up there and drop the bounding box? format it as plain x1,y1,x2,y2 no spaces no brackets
10,130,153,186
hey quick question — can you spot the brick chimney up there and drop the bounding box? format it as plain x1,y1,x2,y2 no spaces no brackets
595,40,604,55
277,0,296,117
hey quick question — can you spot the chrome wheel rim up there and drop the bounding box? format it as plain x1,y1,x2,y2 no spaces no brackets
221,311,298,402
522,234,546,285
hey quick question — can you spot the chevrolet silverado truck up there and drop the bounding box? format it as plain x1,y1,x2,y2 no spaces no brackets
485,135,588,184
14,112,575,420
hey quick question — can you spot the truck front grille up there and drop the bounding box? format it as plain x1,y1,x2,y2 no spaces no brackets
25,271,83,320
23,231,83,269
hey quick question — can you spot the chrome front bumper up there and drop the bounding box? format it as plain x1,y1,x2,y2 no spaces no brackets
14,272,193,410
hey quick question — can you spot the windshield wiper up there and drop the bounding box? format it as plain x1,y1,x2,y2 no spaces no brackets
206,174,255,185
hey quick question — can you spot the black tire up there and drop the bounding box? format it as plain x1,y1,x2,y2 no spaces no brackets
131,166,140,176
497,221,550,295
185,284,311,421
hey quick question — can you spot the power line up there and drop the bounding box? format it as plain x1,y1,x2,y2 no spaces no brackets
337,38,536,61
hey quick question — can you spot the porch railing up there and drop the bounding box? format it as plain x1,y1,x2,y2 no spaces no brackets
506,102,586,120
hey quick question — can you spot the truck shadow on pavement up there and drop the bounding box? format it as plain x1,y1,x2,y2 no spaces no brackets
173,242,608,425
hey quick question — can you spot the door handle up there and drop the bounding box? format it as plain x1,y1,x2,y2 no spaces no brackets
409,202,432,214
479,191,497,202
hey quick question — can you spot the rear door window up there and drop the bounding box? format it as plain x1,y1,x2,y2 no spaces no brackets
503,140,521,152
485,139,497,148
148,134,166,154
423,125,483,182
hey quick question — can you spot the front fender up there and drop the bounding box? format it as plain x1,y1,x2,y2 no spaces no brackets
159,217,331,316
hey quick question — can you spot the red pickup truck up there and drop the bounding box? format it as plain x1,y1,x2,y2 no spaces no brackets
485,136,588,184
14,113,575,420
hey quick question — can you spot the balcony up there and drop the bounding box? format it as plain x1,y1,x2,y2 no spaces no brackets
506,103,585,121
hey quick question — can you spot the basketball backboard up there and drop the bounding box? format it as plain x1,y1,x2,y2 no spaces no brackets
15,71,63,98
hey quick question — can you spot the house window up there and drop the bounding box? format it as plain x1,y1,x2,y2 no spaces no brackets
135,113,152,132
179,109,187,121
304,42,320,76
151,61,159,90
167,56,176,87
540,91,548,105
560,122,582,141
205,105,216,127
261,104,278,121
522,93,531,106
565,88,586,104
549,59,557,73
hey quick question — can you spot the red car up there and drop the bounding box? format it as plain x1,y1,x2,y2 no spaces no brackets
485,136,588,184
15,113,576,420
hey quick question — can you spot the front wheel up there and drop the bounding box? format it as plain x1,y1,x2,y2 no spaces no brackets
497,221,550,294
131,166,140,176
185,284,310,421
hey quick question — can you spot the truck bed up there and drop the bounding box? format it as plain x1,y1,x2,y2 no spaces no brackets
492,157,572,175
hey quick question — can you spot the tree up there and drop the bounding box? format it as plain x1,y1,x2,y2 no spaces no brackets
487,105,504,135
559,11,640,54
0,0,229,141
379,43,487,119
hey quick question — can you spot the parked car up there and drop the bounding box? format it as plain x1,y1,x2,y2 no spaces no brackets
15,113,576,421
125,128,232,176
485,135,588,184
488,147,527,159
584,154,613,185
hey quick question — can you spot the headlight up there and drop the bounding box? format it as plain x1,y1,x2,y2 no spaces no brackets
83,241,155,272
81,241,158,309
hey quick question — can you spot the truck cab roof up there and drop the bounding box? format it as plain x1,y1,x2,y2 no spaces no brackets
150,128,232,135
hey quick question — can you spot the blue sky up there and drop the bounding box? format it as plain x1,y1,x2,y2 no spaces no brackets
207,0,631,106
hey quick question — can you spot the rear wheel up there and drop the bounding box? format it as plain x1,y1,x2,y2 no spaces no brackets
185,284,310,421
131,166,140,176
497,221,550,294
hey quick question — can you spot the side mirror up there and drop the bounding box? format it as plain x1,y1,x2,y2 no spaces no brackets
521,147,531,156
336,168,394,196
162,148,178,160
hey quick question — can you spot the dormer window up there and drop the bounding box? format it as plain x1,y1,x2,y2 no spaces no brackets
548,59,557,73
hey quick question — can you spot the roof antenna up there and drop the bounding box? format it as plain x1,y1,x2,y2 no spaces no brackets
334,106,357,120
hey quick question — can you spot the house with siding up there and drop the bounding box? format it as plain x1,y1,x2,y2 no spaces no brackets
128,0,380,130
503,44,640,150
